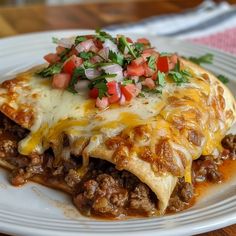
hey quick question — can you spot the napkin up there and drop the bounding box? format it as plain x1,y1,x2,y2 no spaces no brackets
105,0,236,55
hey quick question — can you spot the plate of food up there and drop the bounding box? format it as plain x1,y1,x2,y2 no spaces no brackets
0,29,235,236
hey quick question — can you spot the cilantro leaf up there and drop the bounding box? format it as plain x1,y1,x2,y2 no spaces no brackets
37,64,62,77
168,60,190,85
142,87,162,94
108,50,124,66
67,67,85,93
95,29,115,43
75,36,87,45
52,37,59,44
94,80,108,98
59,48,71,62
157,71,166,87
217,74,229,84
122,79,133,86
118,36,137,58
79,52,94,60
147,55,156,70
134,43,144,56
83,60,96,69
188,53,213,65
168,70,190,85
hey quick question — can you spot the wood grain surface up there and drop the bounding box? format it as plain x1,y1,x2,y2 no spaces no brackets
0,0,235,235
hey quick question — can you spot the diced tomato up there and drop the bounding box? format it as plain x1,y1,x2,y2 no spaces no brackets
142,48,155,54
52,73,71,89
106,81,121,104
137,38,150,45
143,77,155,89
126,37,133,43
121,84,137,101
107,81,118,95
89,88,99,99
96,97,109,109
168,54,178,70
127,64,145,77
63,55,83,75
56,46,65,55
151,72,158,81
143,63,155,77
156,56,169,73
131,57,145,66
43,53,60,64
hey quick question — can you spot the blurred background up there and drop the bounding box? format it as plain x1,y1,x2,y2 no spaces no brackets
0,0,235,54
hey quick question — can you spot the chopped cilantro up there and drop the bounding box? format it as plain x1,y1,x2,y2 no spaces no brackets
134,43,144,56
59,48,71,62
94,80,108,98
217,74,229,84
108,50,124,66
79,52,94,60
188,53,213,65
160,52,172,56
118,36,137,58
147,55,156,70
142,87,162,94
83,60,96,69
168,60,190,85
168,70,190,85
95,29,115,43
52,37,59,44
138,92,145,98
122,79,133,86
37,63,62,77
75,36,87,45
67,67,85,93
157,71,166,87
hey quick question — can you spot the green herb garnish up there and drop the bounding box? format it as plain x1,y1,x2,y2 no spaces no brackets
147,55,156,70
118,36,137,58
75,36,87,45
37,63,62,77
217,74,229,84
108,50,124,66
52,37,59,44
79,52,94,60
168,60,190,85
188,53,213,65
122,79,133,86
95,29,115,43
157,71,166,87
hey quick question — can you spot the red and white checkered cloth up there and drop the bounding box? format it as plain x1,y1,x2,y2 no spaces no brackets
191,27,236,55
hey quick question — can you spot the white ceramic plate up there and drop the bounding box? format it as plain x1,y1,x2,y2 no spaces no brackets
0,30,235,236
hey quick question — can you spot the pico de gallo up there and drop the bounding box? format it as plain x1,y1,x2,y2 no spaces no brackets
38,30,191,109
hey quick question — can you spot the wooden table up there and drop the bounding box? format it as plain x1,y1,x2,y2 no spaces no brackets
0,0,235,235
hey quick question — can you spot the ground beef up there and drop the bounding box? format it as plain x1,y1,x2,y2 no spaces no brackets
1,112,236,219
221,134,236,159
73,160,157,217
167,178,194,213
192,155,222,183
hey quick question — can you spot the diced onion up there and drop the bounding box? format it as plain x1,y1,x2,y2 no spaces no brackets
98,47,109,60
57,38,75,48
101,64,123,82
102,39,118,53
75,39,95,53
74,80,90,92
85,68,101,80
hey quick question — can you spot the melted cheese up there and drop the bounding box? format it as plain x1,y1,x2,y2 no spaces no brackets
0,62,235,184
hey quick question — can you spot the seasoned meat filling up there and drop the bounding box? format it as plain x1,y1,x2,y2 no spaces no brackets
73,160,157,217
0,112,235,218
